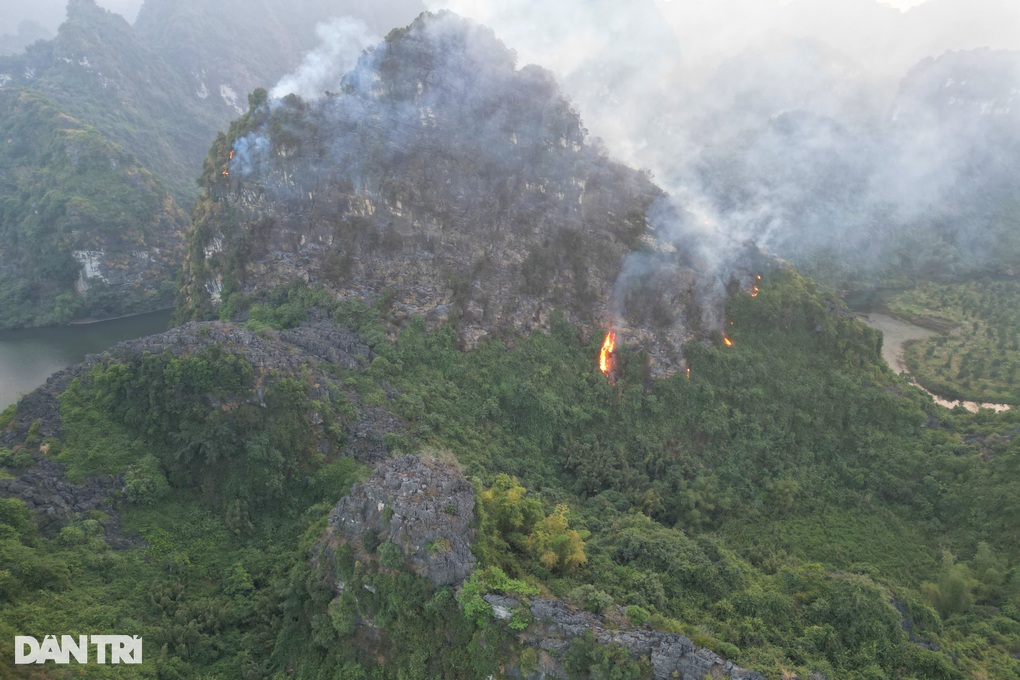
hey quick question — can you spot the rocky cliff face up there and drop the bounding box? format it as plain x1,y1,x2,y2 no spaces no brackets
0,0,423,204
0,0,221,203
180,12,706,372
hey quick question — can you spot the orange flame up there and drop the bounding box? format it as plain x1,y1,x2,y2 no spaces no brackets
685,367,691,380
599,331,616,376
222,149,235,176
751,286,759,297
722,335,733,347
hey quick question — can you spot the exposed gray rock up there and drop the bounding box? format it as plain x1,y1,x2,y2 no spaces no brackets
279,322,372,369
486,594,766,680
0,455,134,547
321,455,476,587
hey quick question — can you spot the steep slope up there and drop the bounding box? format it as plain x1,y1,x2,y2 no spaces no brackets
0,0,426,205
0,0,431,329
0,89,186,327
179,12,684,362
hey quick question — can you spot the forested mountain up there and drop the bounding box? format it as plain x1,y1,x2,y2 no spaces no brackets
0,88,186,327
0,0,424,206
2,0,1016,331
0,0,219,204
2,2,1020,678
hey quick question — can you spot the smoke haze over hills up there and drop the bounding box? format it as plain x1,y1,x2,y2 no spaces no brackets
4,0,1019,287
408,0,1020,285
0,0,142,36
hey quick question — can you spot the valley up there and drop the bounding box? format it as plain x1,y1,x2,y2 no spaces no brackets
859,310,1013,412
1,2,1019,679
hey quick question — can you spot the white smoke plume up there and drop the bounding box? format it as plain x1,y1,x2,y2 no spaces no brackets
422,0,1020,291
271,16,379,100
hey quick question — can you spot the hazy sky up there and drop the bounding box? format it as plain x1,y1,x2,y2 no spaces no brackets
0,0,933,36
881,0,928,9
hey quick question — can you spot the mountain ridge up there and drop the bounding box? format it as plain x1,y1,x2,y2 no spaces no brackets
178,11,714,374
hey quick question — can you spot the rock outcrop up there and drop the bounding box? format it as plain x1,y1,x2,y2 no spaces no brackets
321,455,476,586
2,319,403,464
318,454,766,679
485,594,765,680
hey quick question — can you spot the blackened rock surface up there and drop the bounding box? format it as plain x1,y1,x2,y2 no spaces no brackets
322,455,476,586
279,322,372,369
485,594,766,680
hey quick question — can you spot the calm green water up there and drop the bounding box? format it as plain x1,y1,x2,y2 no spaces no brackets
0,309,172,410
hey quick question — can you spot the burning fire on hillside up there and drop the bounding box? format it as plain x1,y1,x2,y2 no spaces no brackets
599,331,616,380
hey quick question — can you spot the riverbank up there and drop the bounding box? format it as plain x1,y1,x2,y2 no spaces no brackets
0,309,172,410
857,312,1011,413
68,307,175,325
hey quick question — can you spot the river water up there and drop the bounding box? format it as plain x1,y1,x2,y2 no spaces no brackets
858,312,1012,413
0,309,173,410
1,308,1009,413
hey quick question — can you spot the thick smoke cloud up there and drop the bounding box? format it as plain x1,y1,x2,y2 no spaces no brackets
270,17,379,100
421,0,1020,292
255,0,1018,337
